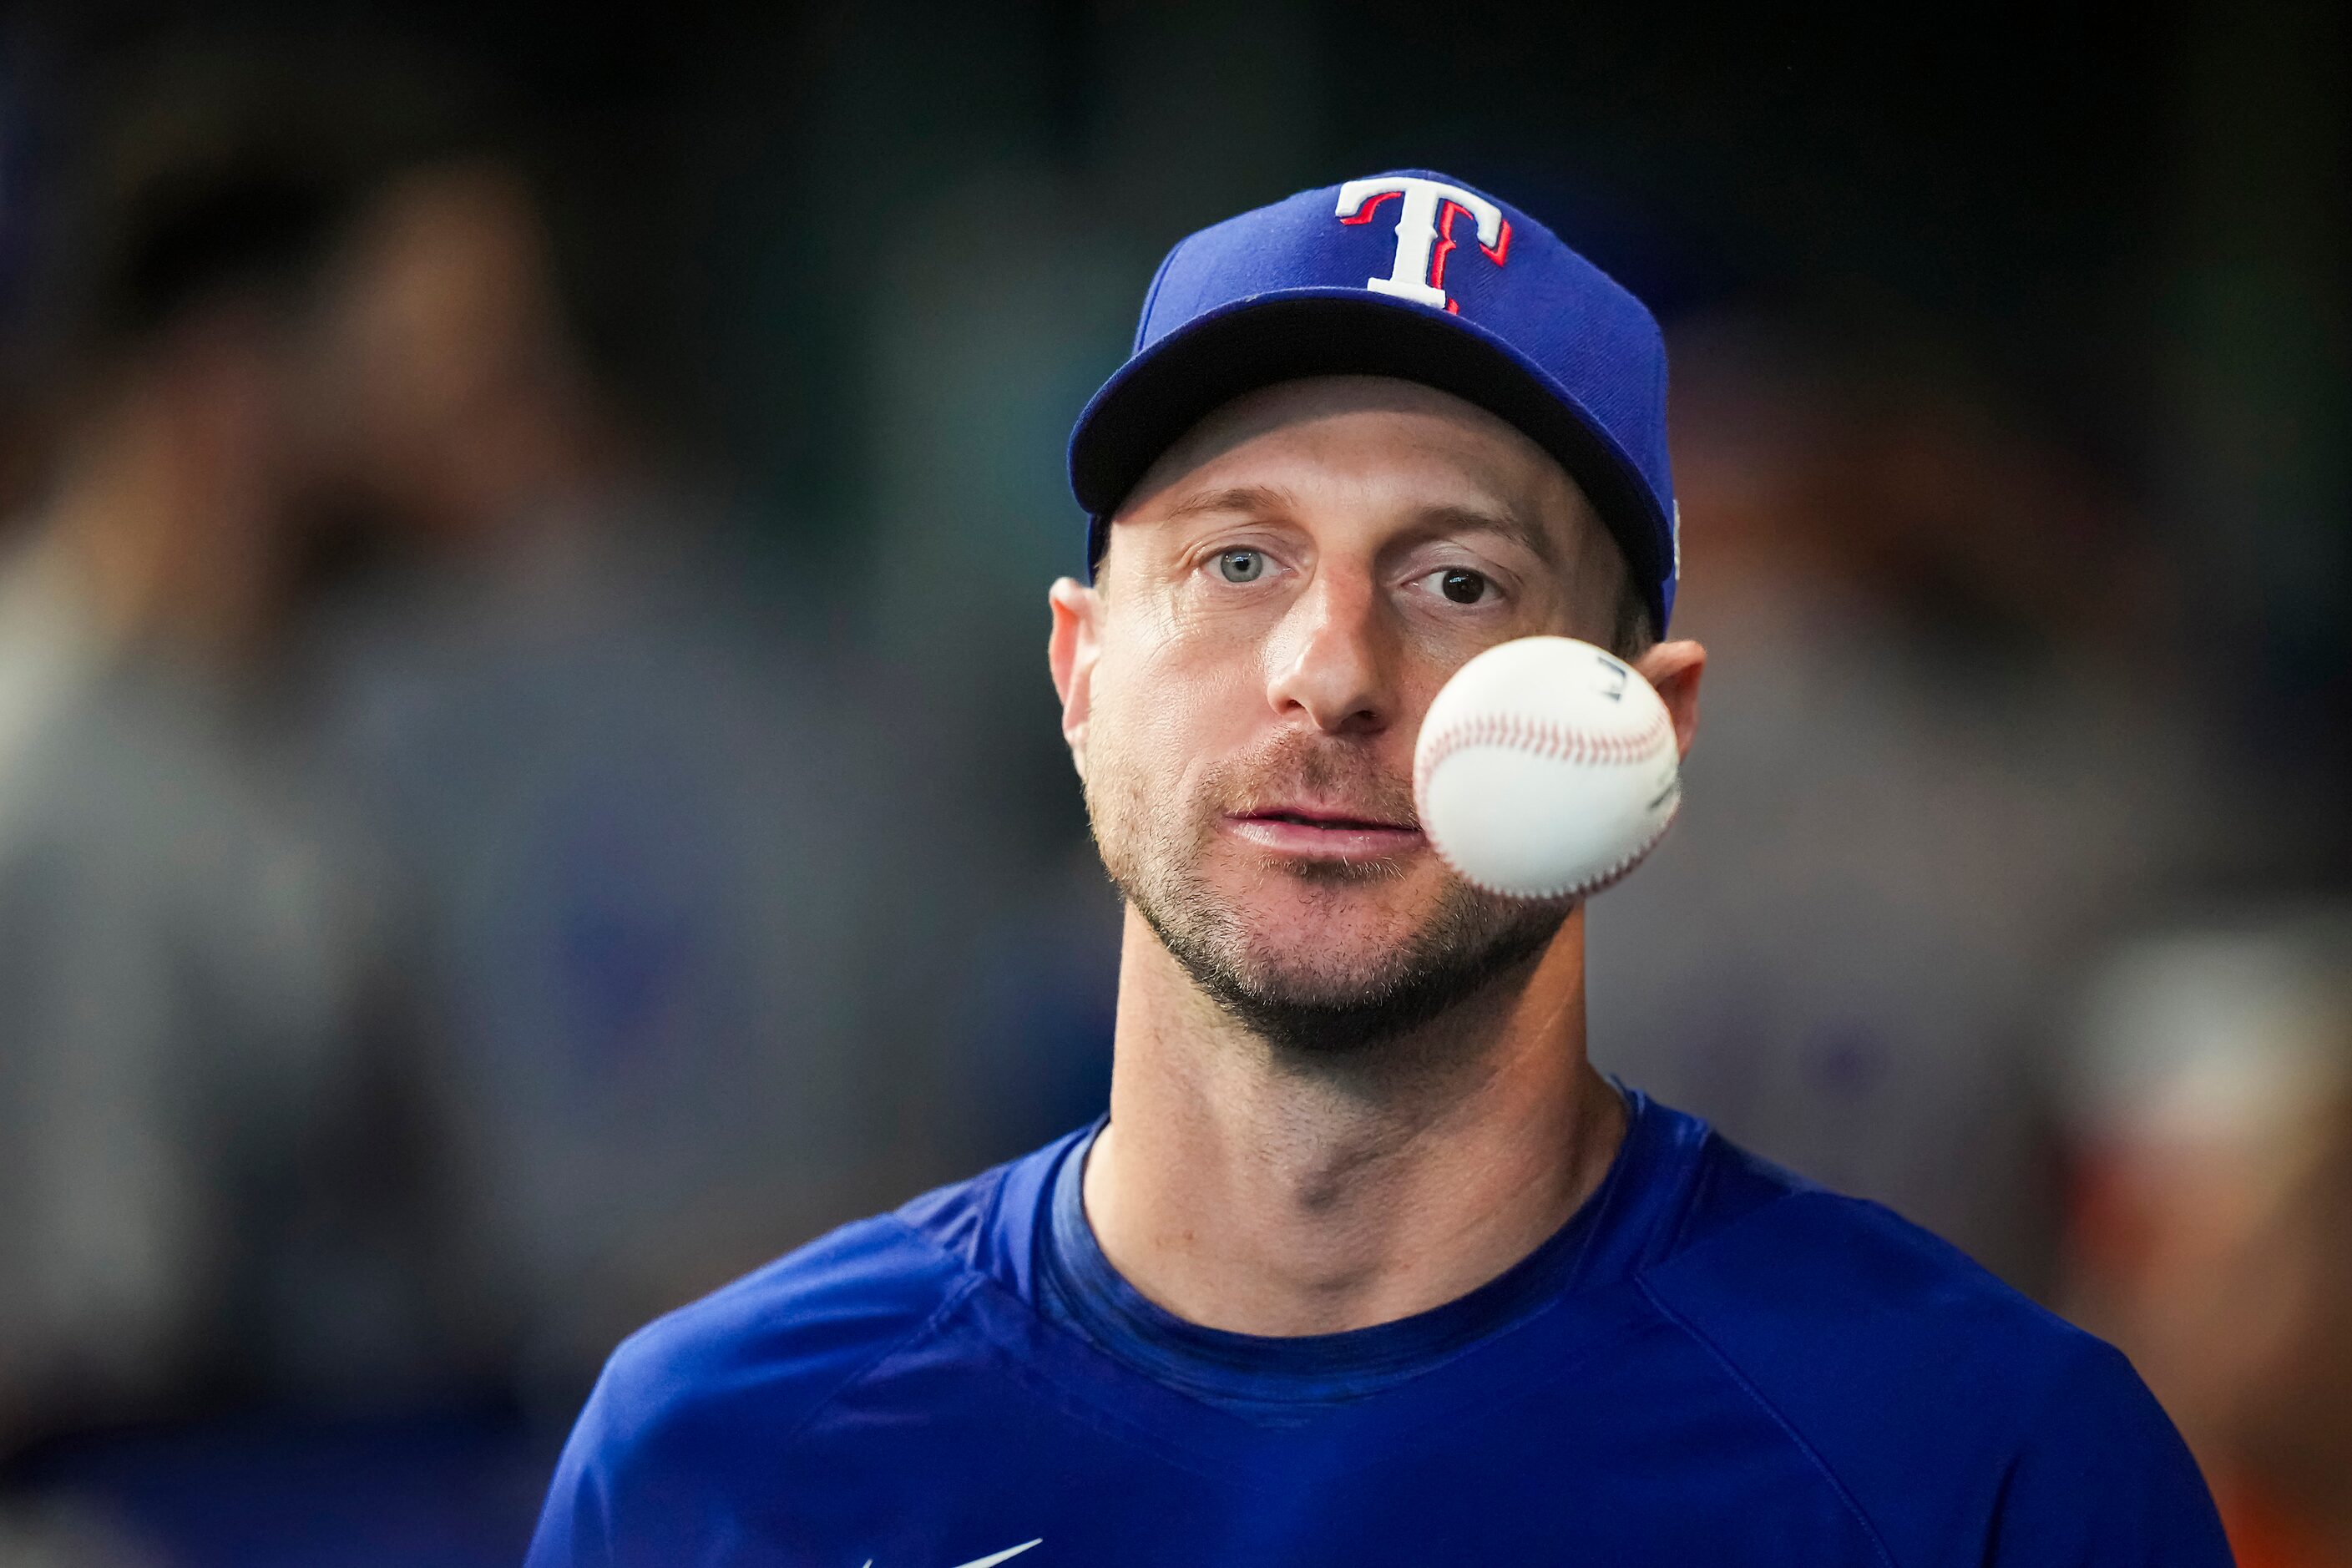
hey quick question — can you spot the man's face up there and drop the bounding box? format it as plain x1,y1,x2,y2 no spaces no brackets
1050,375,1652,1052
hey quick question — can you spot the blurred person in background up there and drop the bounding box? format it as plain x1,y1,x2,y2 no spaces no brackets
308,137,906,1399
2,33,910,1559
2061,914,2352,1568
0,50,458,1463
1586,311,2266,1292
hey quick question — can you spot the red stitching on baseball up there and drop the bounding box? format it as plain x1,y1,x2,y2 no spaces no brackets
1413,708,1673,806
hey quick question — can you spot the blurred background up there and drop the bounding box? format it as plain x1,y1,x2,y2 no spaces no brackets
0,1,2343,1563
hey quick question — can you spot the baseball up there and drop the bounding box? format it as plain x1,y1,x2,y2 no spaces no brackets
1413,635,1682,901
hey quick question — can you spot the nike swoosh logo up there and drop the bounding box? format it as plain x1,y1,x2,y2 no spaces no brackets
953,1545,1043,1568
859,1540,1043,1568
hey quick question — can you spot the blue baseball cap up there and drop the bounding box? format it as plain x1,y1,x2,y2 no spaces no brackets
1068,170,1679,630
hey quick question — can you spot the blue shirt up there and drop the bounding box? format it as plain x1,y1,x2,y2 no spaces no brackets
529,1090,2227,1567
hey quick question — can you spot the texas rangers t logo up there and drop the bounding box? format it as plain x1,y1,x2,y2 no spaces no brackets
1335,175,1512,314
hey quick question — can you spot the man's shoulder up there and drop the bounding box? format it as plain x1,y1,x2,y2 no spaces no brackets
559,1140,1067,1478
1655,1126,2092,1387
1642,1121,2218,1562
586,1217,958,1449
527,1197,962,1565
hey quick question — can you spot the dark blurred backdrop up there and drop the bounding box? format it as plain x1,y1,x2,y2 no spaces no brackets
0,3,2344,1565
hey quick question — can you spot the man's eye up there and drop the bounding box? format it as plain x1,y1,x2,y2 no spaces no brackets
1437,568,1491,604
1215,549,1267,584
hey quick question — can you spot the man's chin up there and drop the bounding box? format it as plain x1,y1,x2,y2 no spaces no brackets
1211,944,1426,1013
1126,869,1569,1059
1217,842,1449,916
1198,881,1457,978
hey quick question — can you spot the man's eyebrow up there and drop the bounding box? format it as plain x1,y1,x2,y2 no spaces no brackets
1161,483,1298,522
1151,486,1565,564
1410,502,1562,566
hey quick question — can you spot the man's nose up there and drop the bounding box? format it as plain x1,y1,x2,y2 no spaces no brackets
1264,566,1393,736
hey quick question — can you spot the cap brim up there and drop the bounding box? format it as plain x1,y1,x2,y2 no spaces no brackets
1069,288,1668,630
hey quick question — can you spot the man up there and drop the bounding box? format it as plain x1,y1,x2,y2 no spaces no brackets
311,151,901,1383
0,56,438,1450
529,172,2227,1565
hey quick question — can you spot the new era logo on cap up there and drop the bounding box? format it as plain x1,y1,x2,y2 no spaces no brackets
1068,169,1681,631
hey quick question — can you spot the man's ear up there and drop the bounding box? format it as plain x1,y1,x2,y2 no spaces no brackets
1048,576,1103,781
1635,639,1705,757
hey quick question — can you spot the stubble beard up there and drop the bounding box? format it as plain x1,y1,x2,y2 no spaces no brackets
1087,734,1569,1059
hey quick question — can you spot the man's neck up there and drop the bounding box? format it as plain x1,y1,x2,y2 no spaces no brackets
1081,903,1626,1338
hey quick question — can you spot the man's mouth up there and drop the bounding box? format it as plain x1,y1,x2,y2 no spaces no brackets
1223,804,1424,860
